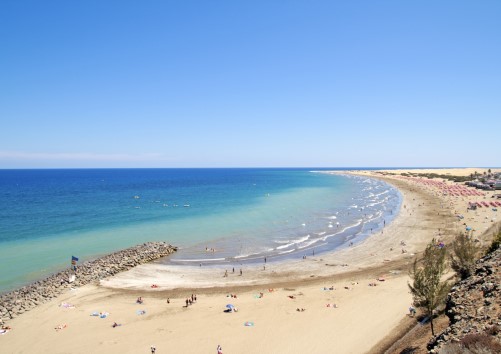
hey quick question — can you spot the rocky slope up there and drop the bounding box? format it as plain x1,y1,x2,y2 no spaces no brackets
428,248,501,352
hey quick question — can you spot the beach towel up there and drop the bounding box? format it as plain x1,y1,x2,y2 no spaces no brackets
136,310,146,315
60,302,75,309
100,312,109,318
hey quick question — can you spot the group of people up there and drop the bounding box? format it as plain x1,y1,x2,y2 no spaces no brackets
224,268,243,277
185,294,197,307
0,324,12,334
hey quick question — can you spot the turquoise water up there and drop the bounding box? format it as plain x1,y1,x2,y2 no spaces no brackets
0,168,401,292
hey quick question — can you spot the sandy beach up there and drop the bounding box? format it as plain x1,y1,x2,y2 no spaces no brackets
2,168,500,354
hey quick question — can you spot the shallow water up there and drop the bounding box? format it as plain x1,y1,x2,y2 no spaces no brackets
0,168,401,292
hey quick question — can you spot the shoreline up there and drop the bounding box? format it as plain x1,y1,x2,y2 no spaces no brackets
1,168,499,353
0,169,397,294
0,242,177,324
162,172,401,268
100,173,438,291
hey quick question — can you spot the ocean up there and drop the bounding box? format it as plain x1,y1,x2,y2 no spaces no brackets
0,168,401,293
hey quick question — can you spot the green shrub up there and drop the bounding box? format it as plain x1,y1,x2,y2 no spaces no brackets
486,228,501,254
451,232,480,280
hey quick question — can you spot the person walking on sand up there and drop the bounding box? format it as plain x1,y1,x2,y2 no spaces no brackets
217,344,223,354
239,269,242,276
151,345,156,353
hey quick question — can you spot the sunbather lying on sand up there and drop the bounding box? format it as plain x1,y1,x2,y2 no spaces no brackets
55,324,67,331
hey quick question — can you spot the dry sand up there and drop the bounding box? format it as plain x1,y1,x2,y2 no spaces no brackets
1,168,499,354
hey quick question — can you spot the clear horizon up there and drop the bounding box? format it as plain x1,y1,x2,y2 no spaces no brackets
1,1,500,168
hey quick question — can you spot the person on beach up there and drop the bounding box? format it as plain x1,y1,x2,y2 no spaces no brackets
166,298,170,304
217,344,223,354
409,305,416,317
151,345,156,353
239,269,242,276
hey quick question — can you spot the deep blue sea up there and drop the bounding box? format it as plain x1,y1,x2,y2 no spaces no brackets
0,168,401,293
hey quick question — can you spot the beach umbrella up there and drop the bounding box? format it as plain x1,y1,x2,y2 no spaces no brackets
226,304,234,309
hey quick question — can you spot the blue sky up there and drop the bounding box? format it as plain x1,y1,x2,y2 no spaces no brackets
1,1,500,168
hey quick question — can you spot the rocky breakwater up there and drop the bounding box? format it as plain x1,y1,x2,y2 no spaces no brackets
0,242,177,324
428,247,501,352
